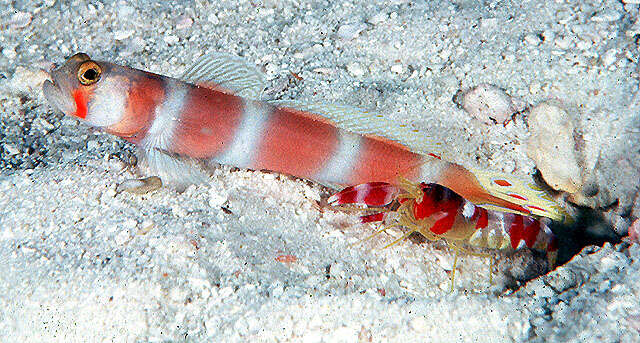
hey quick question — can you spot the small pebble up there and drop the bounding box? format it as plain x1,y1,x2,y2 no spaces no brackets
601,49,618,66
337,22,367,40
86,140,99,150
409,316,429,333
115,229,131,245
116,2,136,17
480,17,498,29
137,220,155,235
368,12,387,25
113,29,134,40
590,9,622,22
176,15,193,30
208,13,220,24
116,176,163,195
524,33,541,46
2,46,17,59
576,40,592,51
164,35,179,45
4,144,20,156
8,11,33,29
346,62,365,77
390,64,404,74
526,101,583,193
209,190,228,207
7,66,51,94
554,36,572,49
454,83,516,124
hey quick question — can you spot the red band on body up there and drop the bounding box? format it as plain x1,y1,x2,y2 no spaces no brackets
349,137,423,184
171,86,243,157
254,107,338,178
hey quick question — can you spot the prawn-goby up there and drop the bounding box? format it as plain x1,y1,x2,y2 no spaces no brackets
42,52,568,223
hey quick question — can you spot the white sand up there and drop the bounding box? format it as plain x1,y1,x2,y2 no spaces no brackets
1,0,639,341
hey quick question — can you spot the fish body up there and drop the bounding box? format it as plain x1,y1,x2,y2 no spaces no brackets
44,53,422,186
43,53,567,222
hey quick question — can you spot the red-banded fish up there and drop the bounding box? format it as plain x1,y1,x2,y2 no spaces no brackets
43,52,567,287
42,53,566,218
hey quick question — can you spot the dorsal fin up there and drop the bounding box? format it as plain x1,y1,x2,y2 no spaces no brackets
269,100,447,158
181,53,267,100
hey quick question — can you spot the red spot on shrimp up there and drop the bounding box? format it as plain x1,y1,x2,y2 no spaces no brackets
72,89,88,119
360,212,386,223
428,153,442,160
527,205,547,212
430,211,457,235
523,218,541,248
494,179,512,187
472,207,489,230
507,193,528,201
509,215,525,249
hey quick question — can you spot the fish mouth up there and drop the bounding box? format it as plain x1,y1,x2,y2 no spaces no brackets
42,72,75,115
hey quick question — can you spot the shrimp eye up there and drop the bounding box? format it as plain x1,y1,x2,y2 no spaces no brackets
77,61,102,85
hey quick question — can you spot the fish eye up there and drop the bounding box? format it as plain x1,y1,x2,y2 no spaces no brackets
77,61,102,85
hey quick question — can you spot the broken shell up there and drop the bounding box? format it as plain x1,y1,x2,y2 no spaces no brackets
454,83,517,124
116,176,163,195
526,101,583,193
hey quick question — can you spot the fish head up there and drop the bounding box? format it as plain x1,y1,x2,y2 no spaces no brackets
43,52,133,128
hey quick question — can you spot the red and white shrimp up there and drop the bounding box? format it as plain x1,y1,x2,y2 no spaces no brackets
328,179,557,290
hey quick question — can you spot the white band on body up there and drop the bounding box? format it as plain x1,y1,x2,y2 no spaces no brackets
214,99,272,168
313,131,362,185
142,80,189,150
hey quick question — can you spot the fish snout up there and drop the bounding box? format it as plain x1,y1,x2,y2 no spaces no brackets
42,78,75,116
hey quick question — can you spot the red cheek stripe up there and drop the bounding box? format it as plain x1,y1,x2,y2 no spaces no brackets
72,89,88,119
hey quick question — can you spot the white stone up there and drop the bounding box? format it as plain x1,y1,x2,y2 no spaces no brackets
555,36,572,49
208,13,220,24
115,229,130,245
409,316,429,333
601,49,618,66
526,101,583,193
113,29,134,40
9,11,32,29
209,189,228,207
591,9,622,22
4,144,20,156
390,64,404,74
337,23,367,40
524,33,541,45
164,35,179,45
456,83,516,124
176,15,193,30
576,40,592,50
368,12,387,25
2,46,17,59
346,62,365,76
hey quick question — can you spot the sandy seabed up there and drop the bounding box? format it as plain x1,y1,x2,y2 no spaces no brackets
1,1,639,342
